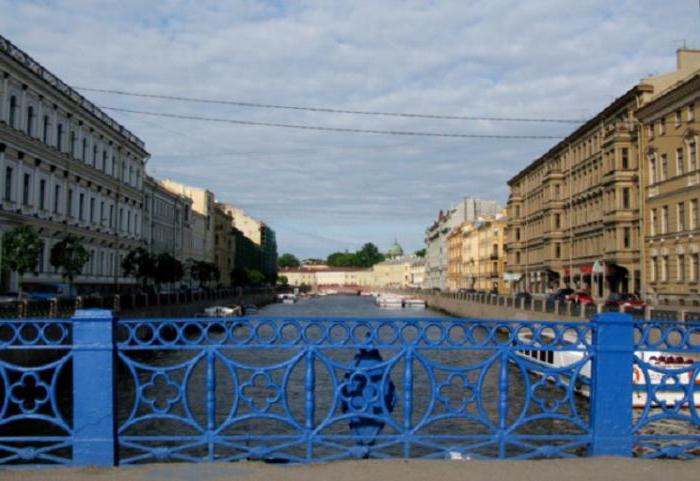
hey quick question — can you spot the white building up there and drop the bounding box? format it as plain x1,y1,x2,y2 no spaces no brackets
143,175,190,257
424,197,501,290
0,34,147,294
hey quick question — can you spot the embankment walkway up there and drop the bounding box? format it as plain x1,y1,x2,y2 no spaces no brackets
2,458,699,481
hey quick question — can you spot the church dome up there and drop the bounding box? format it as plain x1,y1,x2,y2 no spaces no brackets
387,240,404,258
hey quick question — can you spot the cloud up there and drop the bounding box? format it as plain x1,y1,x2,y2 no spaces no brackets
1,0,697,258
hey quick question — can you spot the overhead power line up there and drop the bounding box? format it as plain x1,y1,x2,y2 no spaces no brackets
76,86,584,124
99,106,566,140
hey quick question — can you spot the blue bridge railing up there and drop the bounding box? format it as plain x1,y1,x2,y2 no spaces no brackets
0,311,698,465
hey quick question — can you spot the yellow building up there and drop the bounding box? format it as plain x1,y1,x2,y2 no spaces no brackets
447,226,464,290
506,49,700,298
636,72,700,306
212,204,236,286
372,257,414,288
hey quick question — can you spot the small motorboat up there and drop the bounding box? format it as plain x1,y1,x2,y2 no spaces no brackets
242,304,258,315
204,305,241,317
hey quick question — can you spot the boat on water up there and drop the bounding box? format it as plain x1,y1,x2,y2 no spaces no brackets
242,304,258,315
277,293,297,304
514,331,700,408
402,299,427,309
203,305,241,317
376,294,405,309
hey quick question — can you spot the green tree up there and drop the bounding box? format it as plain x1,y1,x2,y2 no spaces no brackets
191,261,219,287
277,275,289,286
121,247,156,289
246,269,266,284
154,253,184,288
0,225,43,298
354,243,385,267
230,266,249,287
327,251,355,267
277,253,300,268
50,234,90,295
414,248,426,258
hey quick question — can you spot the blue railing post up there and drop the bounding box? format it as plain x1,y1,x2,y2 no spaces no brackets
72,309,116,466
589,312,634,456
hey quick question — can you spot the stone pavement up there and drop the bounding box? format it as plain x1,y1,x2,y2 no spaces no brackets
1,458,699,481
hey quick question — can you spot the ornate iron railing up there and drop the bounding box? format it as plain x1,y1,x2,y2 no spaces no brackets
0,311,698,465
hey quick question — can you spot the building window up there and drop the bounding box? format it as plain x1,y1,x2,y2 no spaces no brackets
92,144,97,166
691,199,699,230
67,189,73,217
650,208,657,236
100,201,105,225
621,148,629,169
53,185,60,214
56,123,63,151
82,138,87,162
554,184,560,200
675,110,682,127
8,95,17,128
3,167,12,202
689,103,695,122
79,193,85,220
650,257,656,282
42,115,50,144
555,244,561,259
677,147,684,176
661,256,668,282
554,213,561,229
90,197,95,223
623,227,631,249
678,202,686,232
678,255,686,282
109,204,114,228
649,155,657,184
692,254,700,282
647,124,654,139
26,106,34,136
70,131,77,157
661,206,668,234
690,141,698,171
622,188,630,209
22,173,31,206
39,179,46,210
515,228,521,241
102,150,107,171
515,251,521,264
660,154,668,181
658,119,665,135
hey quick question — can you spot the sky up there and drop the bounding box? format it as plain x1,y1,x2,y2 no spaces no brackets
1,1,699,258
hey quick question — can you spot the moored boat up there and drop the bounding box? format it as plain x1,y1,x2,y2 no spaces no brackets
514,331,700,408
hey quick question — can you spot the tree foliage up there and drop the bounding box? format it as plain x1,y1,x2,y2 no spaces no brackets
190,261,219,286
414,248,426,258
154,253,184,286
326,243,385,268
277,253,300,268
1,225,43,297
50,235,90,290
121,247,156,288
246,269,266,284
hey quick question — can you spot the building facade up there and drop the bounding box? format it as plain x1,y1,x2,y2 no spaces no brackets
142,175,190,258
424,197,501,291
160,179,215,263
636,72,700,306
505,49,700,299
213,204,236,285
0,34,147,294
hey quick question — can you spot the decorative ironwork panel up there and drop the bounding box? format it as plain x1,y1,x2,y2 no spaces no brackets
0,319,73,465
632,320,700,458
115,317,593,462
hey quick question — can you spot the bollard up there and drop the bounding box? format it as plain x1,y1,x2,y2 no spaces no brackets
113,294,120,313
49,298,57,318
72,309,116,465
589,312,634,456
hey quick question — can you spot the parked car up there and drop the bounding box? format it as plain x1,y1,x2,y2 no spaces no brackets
26,283,73,300
546,288,574,303
572,292,594,304
513,292,532,302
604,293,646,311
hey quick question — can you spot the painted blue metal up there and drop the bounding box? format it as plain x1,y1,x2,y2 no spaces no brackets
0,313,698,465
589,312,634,456
72,309,116,466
